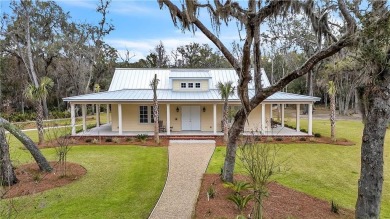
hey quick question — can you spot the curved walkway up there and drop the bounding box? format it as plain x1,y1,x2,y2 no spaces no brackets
149,140,216,219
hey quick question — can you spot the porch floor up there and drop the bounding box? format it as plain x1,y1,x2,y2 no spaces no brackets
76,123,309,136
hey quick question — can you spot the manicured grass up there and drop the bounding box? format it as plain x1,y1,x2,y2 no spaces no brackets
207,119,390,217
2,130,168,218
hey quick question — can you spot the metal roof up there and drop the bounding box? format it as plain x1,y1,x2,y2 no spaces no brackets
63,89,320,103
108,68,271,91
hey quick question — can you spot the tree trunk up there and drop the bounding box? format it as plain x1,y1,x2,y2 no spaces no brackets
330,93,336,142
42,96,49,119
35,99,45,145
354,89,359,114
223,100,229,143
223,109,248,182
0,117,52,172
355,70,390,219
0,128,18,186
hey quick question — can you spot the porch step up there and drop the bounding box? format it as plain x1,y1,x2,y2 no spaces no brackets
169,140,216,144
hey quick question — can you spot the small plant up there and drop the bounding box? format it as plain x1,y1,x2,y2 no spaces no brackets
91,138,99,144
299,137,307,141
125,137,134,142
265,137,273,142
314,133,322,138
291,137,297,141
207,185,216,201
331,200,339,214
309,137,316,142
85,138,92,143
275,137,283,141
32,172,41,182
136,134,148,142
113,137,121,143
105,138,113,142
228,193,253,214
224,181,251,194
300,128,307,133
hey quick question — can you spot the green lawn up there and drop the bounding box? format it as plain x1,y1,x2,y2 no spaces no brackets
207,119,390,218
2,130,168,218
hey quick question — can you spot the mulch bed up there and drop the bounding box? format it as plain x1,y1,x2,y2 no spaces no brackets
1,161,87,199
195,174,354,219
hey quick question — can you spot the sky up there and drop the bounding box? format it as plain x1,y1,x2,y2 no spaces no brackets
0,0,242,62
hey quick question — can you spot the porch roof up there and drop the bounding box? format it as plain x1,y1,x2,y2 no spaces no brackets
63,89,321,103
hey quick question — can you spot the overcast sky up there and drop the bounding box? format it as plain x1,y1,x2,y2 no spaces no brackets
0,0,243,62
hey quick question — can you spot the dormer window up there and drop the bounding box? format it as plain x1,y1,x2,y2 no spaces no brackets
181,83,186,88
188,83,193,88
195,83,201,88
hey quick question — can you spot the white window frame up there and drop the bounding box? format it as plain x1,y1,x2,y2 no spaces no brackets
188,83,194,88
181,83,186,88
195,82,201,88
139,106,149,123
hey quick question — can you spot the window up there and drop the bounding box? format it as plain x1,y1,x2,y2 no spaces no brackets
195,83,201,88
181,83,186,88
188,83,194,88
139,106,148,123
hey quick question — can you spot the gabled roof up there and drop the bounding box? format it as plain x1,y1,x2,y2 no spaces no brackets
108,68,271,91
63,89,320,103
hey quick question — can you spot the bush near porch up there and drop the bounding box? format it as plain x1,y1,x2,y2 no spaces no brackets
207,119,390,217
2,130,168,218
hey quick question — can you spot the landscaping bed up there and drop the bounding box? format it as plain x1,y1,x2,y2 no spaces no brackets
2,161,86,199
195,174,354,219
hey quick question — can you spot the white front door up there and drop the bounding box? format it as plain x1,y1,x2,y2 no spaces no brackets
181,106,201,130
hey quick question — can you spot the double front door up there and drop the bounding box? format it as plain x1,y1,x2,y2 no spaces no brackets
181,106,200,130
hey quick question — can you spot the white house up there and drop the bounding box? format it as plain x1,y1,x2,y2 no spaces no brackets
63,68,320,136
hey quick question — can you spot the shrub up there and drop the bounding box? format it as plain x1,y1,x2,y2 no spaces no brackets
105,138,113,142
85,138,92,143
136,134,148,142
91,138,99,144
207,185,216,200
275,137,283,141
224,181,251,194
125,137,134,142
331,200,339,214
299,137,307,141
300,128,307,133
113,137,121,143
265,137,273,142
314,133,322,138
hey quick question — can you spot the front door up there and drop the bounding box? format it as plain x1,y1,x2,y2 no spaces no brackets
181,106,201,130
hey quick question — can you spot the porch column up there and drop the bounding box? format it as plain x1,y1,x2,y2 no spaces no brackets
71,103,76,135
106,104,110,123
270,104,273,120
308,103,313,135
281,104,285,127
167,104,171,135
96,104,100,127
296,104,300,132
261,103,266,132
82,104,87,131
118,104,123,135
213,103,217,134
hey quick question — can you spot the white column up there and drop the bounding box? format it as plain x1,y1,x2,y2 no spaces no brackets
296,104,300,132
308,103,313,135
71,103,76,135
167,104,171,135
213,104,217,134
281,104,285,127
106,104,110,123
118,104,123,135
270,104,273,120
82,104,86,131
96,104,100,127
261,103,266,132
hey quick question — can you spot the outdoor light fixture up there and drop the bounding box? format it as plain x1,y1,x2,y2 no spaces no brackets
176,107,179,112
203,107,206,112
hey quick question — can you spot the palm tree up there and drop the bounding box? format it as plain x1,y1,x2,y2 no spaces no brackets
217,81,235,143
150,74,160,144
25,76,54,145
328,81,336,142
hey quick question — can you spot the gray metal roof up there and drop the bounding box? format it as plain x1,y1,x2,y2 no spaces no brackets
63,89,320,103
108,68,271,91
